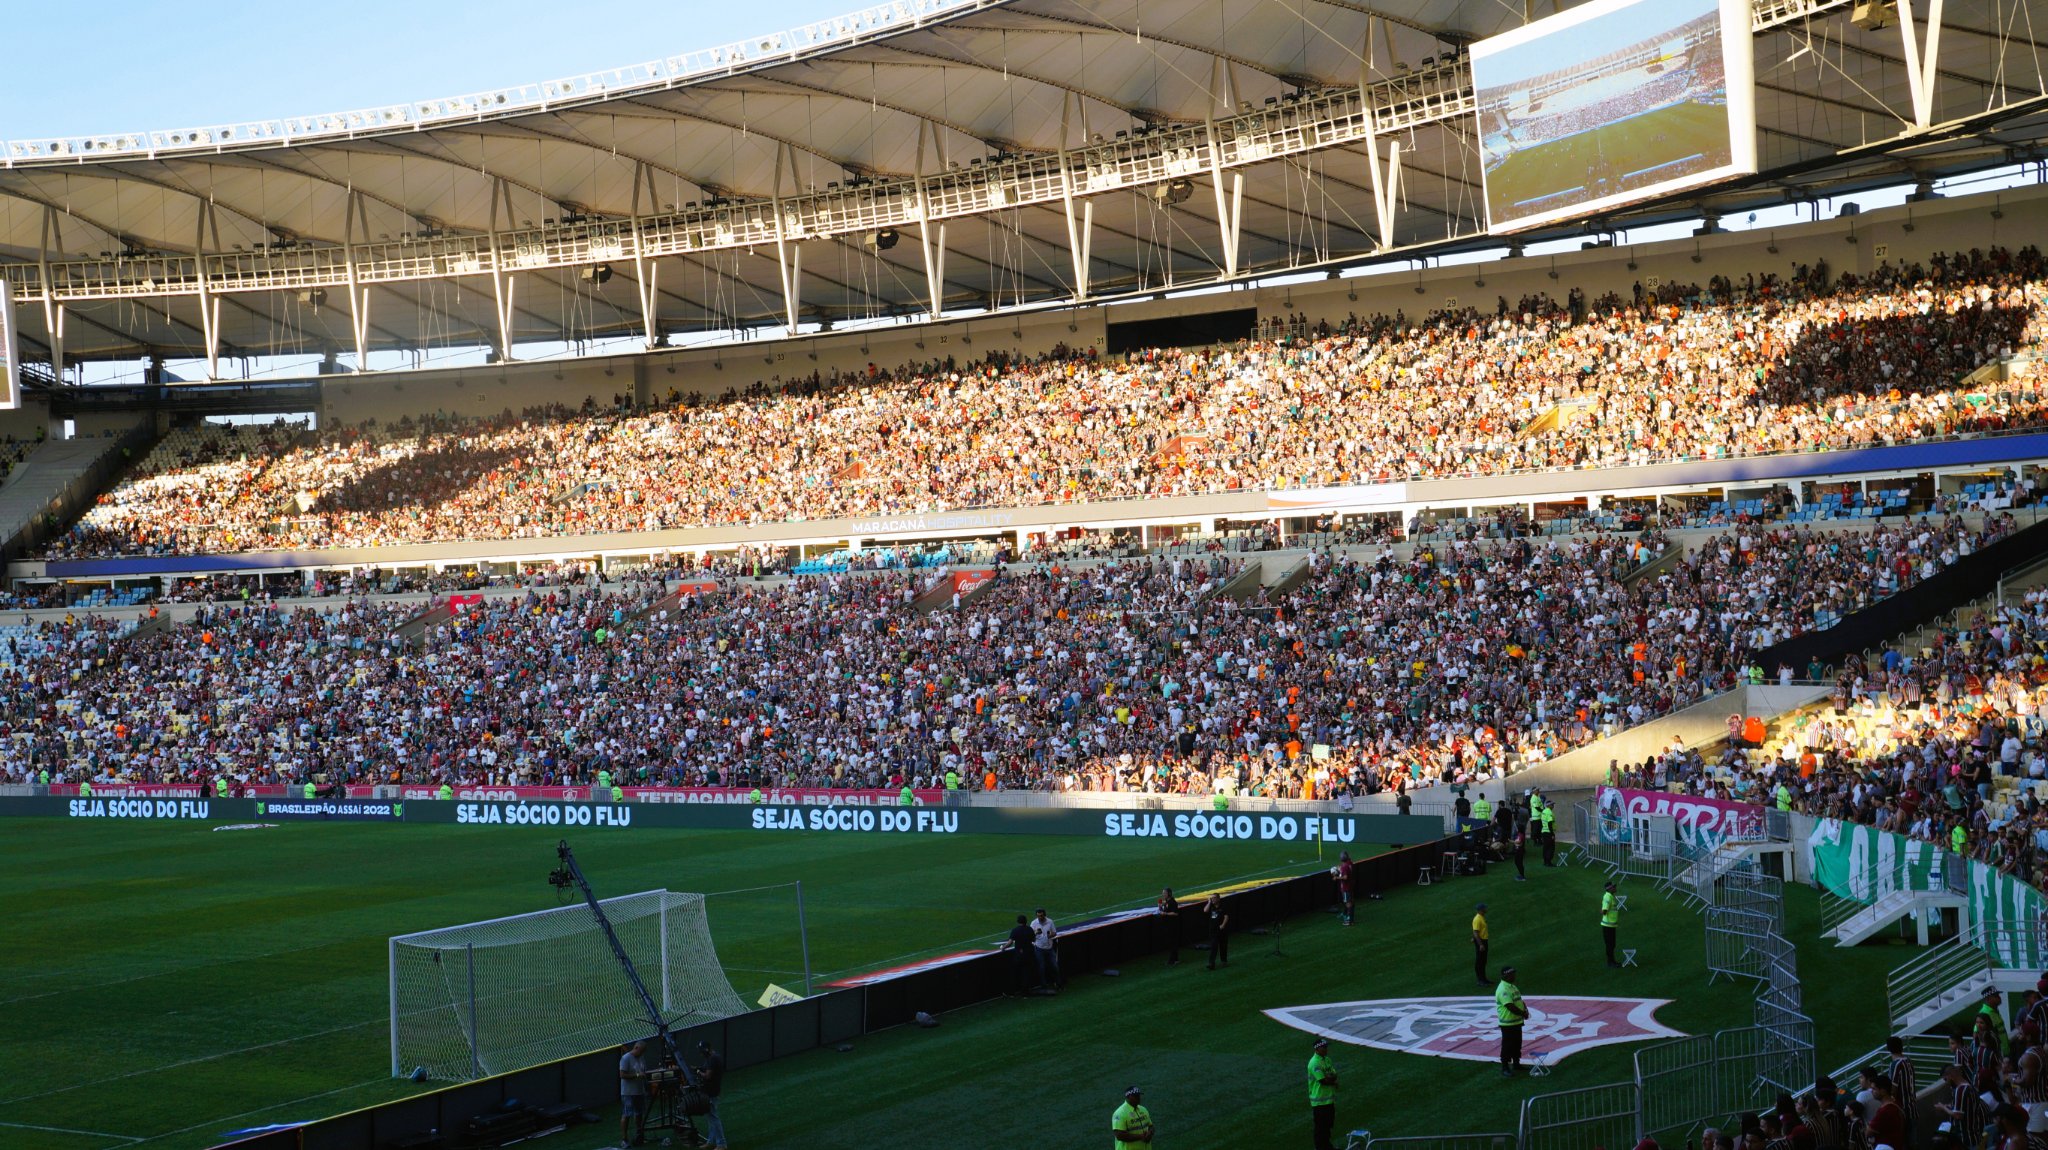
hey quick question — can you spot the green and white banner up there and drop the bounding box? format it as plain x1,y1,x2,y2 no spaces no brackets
1805,816,2048,967
1804,818,1945,902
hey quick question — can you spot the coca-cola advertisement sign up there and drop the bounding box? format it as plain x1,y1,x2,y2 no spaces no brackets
1595,786,1763,849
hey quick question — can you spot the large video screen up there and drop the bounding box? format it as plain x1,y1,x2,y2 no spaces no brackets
1470,0,1756,233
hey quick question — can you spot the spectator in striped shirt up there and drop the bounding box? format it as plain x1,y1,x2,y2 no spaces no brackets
1934,1062,1988,1150
1889,1037,1919,1138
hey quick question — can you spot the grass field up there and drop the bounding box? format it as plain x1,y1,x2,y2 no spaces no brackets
1485,101,1730,224
8,820,1908,1150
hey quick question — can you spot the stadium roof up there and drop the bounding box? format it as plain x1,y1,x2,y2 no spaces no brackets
2,0,2045,371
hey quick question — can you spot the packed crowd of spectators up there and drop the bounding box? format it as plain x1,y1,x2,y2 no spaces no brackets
0,513,2016,798
40,248,2048,559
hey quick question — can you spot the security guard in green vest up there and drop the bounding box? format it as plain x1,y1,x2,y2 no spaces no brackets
611,784,624,802
1306,1037,1338,1150
899,783,915,806
595,768,611,796
1471,793,1493,846
1538,799,1558,866
1952,823,1968,853
1775,783,1792,812
1601,881,1623,967
944,768,960,791
214,775,229,798
78,779,93,798
1495,966,1528,1077
749,786,765,803
438,782,454,800
304,780,317,800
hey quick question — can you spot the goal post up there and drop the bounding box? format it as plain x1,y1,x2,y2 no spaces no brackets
388,890,748,1080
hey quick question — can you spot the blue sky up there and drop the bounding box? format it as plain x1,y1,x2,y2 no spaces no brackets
1,0,849,140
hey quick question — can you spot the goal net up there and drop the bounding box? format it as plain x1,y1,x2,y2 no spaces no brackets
389,890,749,1080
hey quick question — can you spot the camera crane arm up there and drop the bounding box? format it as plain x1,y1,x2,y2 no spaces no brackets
549,839,700,1089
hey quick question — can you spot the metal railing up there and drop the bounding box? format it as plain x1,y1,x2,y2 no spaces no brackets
1362,1135,1518,1150
1885,929,1991,1034
1520,1084,1642,1150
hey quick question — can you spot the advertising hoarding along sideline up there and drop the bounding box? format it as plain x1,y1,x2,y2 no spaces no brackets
0,796,1445,845
1469,0,1757,232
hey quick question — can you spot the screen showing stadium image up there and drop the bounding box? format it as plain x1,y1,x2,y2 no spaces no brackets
1469,0,1757,233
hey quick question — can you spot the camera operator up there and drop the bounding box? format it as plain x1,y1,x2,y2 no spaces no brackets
693,1040,727,1150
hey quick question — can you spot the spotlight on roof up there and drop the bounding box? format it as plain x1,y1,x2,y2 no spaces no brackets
1152,178,1194,205
865,228,899,251
581,264,614,285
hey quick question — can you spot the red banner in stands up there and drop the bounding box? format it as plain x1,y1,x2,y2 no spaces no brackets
447,593,483,612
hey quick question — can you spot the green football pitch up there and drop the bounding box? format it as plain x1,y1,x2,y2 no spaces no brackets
7,820,1900,1150
1485,102,1730,223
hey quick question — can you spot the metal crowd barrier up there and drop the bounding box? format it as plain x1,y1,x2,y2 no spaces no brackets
1518,1083,1641,1150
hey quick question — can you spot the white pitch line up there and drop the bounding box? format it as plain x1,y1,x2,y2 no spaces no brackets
0,1017,381,1107
0,1119,142,1142
106,1077,390,1150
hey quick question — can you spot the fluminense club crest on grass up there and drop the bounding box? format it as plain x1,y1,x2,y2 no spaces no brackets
1263,996,1683,1064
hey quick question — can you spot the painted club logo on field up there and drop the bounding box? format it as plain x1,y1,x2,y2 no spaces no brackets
1264,996,1683,1064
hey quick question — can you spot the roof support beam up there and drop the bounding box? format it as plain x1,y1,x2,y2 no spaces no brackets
341,189,375,371
1898,0,1948,130
37,206,64,384
1057,93,1093,300
486,177,519,362
194,201,224,380
628,161,663,350
772,142,803,335
915,121,948,320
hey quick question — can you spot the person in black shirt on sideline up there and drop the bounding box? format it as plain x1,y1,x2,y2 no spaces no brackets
1158,888,1182,965
1005,913,1038,995
693,1041,728,1150
1205,893,1231,970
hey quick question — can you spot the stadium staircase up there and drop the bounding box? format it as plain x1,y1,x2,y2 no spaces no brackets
1886,924,2043,1036
1827,887,1968,948
0,433,148,559
1662,834,1798,907
391,602,457,646
636,579,719,620
1619,542,1685,587
1264,555,1317,597
1206,562,1267,603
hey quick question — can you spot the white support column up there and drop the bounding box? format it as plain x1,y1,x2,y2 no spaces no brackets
1358,44,1403,250
772,143,803,335
37,207,63,384
194,202,223,380
342,189,374,371
1057,93,1093,300
628,162,662,349
914,121,948,320
1205,120,1244,279
1897,0,1948,130
486,178,518,362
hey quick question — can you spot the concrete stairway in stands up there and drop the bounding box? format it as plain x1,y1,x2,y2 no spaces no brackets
0,437,130,551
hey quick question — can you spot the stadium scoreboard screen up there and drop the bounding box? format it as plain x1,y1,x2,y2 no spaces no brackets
1469,0,1757,233
0,281,17,410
